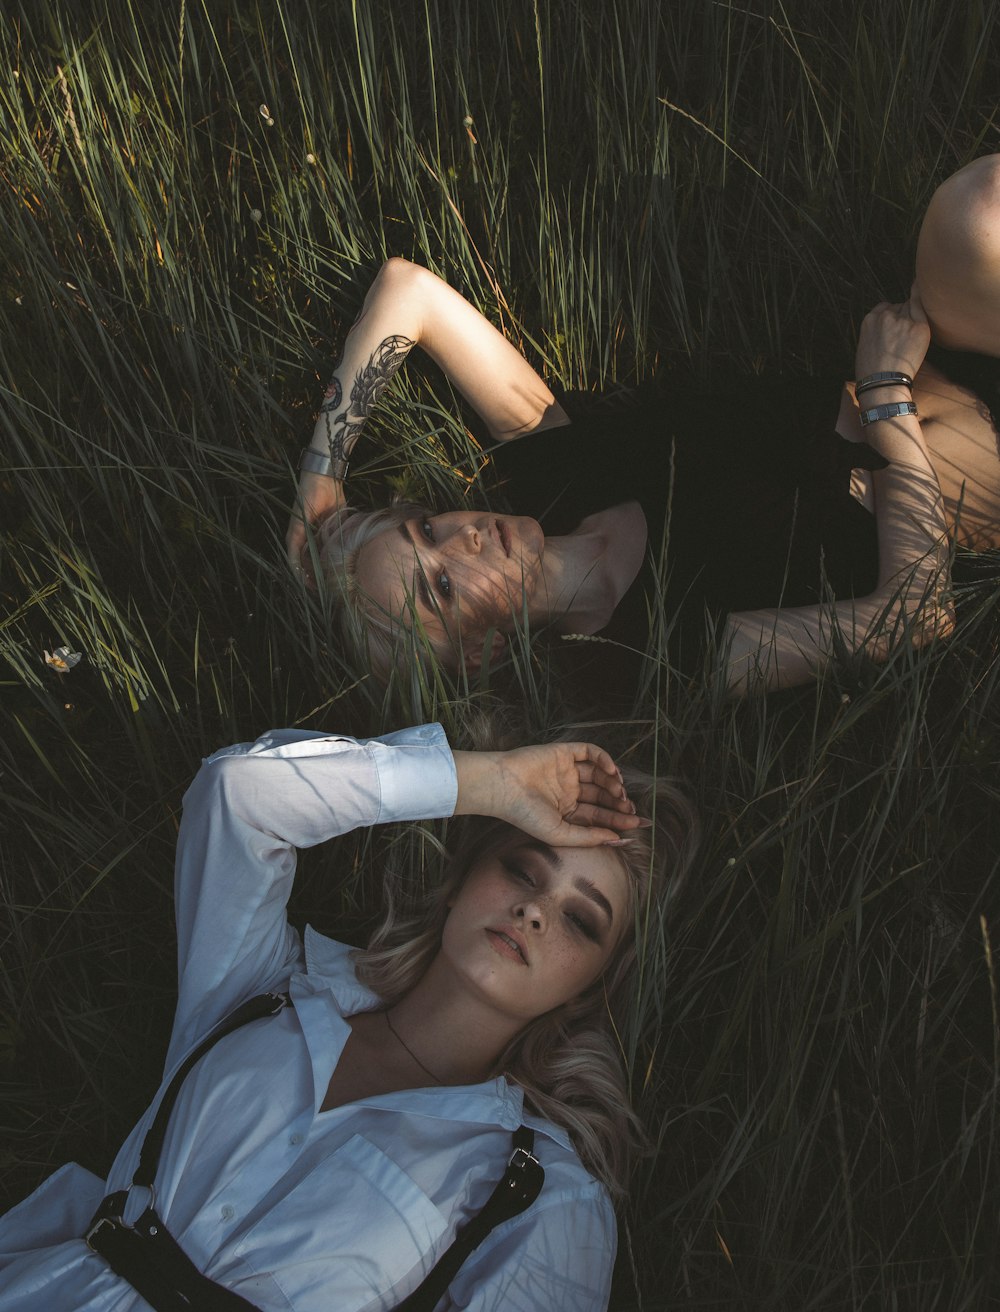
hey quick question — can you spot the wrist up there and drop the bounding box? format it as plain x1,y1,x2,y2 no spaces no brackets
453,752,500,818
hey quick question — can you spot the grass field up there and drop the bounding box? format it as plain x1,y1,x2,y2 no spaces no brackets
3,1,1000,1306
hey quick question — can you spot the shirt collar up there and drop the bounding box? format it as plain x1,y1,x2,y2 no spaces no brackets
298,925,571,1149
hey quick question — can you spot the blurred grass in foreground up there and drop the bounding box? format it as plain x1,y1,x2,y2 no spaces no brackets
2,1,1000,1306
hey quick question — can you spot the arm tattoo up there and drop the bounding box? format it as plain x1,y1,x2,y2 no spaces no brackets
322,334,415,464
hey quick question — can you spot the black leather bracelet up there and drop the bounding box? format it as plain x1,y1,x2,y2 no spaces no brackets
298,447,349,480
858,400,918,427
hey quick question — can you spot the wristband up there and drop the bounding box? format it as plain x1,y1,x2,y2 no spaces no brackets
858,400,918,427
299,447,349,480
855,371,913,397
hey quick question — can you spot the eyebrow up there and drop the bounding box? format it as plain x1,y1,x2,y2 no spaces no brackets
520,840,615,926
393,519,433,611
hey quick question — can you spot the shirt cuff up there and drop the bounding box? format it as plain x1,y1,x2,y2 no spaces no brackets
370,723,458,823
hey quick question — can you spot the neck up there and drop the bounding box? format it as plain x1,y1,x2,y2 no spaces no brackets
385,959,526,1087
530,524,621,632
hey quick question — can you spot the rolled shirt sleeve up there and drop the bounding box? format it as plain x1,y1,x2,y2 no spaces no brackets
168,724,457,1066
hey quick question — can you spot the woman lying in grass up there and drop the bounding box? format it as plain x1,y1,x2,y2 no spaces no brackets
288,158,1000,695
0,723,694,1311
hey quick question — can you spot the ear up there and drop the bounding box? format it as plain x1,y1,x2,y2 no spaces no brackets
461,629,506,675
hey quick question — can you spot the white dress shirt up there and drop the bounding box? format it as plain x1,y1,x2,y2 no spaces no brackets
0,725,616,1311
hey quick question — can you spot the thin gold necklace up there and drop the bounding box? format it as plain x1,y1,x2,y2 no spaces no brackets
384,1009,444,1085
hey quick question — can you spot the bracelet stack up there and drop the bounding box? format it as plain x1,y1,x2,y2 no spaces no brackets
854,371,918,427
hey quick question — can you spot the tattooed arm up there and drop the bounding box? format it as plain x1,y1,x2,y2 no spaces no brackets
287,258,568,568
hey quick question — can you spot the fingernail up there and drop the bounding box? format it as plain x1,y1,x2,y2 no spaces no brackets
633,817,653,829
602,839,630,848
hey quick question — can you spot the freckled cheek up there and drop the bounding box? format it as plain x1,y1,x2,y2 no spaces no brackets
541,933,601,999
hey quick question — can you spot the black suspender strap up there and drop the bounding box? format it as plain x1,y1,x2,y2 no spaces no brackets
86,992,290,1311
394,1126,544,1312
84,992,545,1312
134,992,290,1189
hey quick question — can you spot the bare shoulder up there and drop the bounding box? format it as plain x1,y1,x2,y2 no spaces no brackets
916,155,1000,354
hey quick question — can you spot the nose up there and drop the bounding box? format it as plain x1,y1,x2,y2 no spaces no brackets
514,901,544,931
454,524,481,555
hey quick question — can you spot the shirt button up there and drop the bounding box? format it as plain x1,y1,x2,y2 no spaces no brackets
289,1132,303,1146
220,1204,235,1220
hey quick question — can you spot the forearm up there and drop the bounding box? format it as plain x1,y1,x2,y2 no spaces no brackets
305,262,421,482
724,410,952,695
724,591,908,694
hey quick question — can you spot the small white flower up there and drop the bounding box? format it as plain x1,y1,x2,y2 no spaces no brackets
44,646,83,673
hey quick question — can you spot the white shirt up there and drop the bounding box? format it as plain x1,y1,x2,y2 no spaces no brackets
0,725,616,1311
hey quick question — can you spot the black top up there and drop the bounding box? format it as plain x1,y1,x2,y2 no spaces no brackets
473,373,886,693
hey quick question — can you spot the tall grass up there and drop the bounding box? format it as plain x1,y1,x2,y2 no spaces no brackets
2,1,999,1306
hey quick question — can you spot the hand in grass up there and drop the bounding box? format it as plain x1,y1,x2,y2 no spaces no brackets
286,470,346,583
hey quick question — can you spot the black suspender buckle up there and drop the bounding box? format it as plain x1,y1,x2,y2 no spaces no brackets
508,1143,540,1173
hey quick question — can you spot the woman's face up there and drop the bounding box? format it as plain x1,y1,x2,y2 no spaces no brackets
438,832,631,1026
353,511,545,655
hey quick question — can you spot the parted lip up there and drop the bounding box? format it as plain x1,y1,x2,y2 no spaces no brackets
486,926,528,964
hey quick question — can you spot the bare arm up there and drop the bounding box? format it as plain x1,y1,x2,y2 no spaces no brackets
287,258,568,566
723,294,953,693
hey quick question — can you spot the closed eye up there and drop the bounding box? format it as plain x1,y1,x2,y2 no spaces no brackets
565,908,599,942
501,858,534,887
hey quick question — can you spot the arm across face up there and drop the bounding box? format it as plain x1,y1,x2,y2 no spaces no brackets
287,258,569,573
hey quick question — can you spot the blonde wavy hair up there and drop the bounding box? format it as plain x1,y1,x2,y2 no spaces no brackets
353,769,699,1200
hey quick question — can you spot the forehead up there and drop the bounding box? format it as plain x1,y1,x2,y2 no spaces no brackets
355,523,417,607
354,523,441,632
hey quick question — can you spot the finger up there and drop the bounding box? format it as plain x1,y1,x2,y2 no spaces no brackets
573,751,627,799
564,802,651,831
575,764,628,802
544,819,633,848
907,282,928,322
575,782,635,813
575,742,620,778
286,521,307,568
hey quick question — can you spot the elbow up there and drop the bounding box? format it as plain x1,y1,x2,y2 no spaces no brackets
377,256,424,294
371,256,429,338
866,582,956,660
